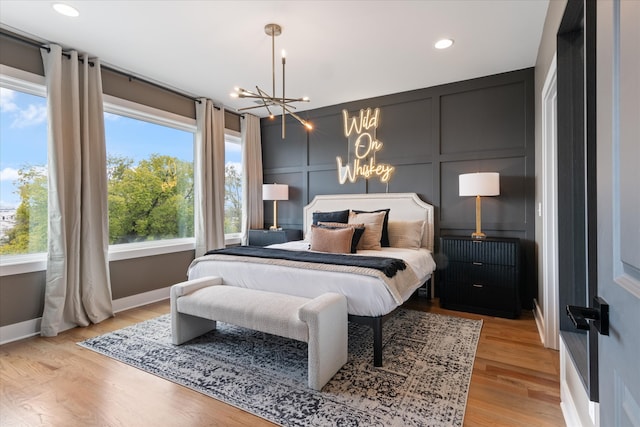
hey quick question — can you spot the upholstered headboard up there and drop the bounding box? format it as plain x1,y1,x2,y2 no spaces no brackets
303,193,435,252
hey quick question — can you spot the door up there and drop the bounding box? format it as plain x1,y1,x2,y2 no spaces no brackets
596,0,640,424
558,0,640,423
557,0,599,403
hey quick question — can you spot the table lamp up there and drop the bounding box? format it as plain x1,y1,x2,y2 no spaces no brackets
262,183,289,230
459,172,500,239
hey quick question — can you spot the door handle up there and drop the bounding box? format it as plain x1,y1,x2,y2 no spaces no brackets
566,296,609,336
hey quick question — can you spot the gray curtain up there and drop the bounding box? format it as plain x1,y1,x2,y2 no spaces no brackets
194,99,225,257
241,114,264,244
40,45,113,336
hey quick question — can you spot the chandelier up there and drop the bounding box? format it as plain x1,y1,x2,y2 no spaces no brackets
231,23,311,139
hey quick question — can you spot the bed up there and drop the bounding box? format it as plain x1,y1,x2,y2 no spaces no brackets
187,192,436,366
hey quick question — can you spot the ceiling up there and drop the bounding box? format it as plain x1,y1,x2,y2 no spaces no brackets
0,1,549,117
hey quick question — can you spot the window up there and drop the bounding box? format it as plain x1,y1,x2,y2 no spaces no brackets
0,72,48,257
224,133,243,237
104,97,196,247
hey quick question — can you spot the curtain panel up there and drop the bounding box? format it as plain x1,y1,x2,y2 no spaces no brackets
194,99,225,257
40,45,113,337
241,114,264,243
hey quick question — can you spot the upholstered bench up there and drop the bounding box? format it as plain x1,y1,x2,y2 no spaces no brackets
170,276,348,391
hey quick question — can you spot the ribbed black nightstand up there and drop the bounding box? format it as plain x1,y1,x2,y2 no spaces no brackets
248,229,302,246
439,236,521,318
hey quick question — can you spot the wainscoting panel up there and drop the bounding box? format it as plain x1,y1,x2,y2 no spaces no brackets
440,81,527,154
374,98,434,163
262,171,305,230
367,163,434,204
440,157,528,229
261,67,535,308
307,169,365,202
261,120,307,169
308,113,347,166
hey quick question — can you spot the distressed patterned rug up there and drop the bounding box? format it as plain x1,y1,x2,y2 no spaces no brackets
79,309,482,426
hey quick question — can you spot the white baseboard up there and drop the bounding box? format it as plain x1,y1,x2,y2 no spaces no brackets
560,335,598,427
533,299,546,346
0,287,171,345
112,286,170,313
0,317,42,345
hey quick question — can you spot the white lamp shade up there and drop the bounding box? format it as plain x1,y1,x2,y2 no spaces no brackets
263,183,289,201
459,172,500,197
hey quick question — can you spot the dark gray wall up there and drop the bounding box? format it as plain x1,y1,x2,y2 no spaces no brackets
262,68,536,308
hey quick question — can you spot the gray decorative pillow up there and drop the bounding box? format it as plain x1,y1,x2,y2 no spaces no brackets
309,225,355,253
312,209,350,225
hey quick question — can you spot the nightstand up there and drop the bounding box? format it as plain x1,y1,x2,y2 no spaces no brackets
248,229,302,246
439,236,521,318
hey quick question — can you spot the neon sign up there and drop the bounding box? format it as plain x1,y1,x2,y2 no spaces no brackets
336,107,394,184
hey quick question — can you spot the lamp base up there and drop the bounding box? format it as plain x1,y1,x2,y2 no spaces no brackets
471,195,487,239
270,200,279,230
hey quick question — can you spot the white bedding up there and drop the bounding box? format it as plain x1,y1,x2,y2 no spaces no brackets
187,241,436,317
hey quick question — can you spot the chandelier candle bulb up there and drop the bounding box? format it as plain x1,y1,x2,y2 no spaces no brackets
282,48,286,138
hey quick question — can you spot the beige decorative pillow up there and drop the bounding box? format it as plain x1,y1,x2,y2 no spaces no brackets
318,222,366,253
388,220,425,249
309,225,354,254
348,211,385,250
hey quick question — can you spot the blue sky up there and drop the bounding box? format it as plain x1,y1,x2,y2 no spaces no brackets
0,87,242,209
0,88,47,208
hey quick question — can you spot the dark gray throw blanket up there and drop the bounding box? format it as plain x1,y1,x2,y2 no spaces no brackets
205,246,406,278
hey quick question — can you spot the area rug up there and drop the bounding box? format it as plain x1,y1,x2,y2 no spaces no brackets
79,309,482,426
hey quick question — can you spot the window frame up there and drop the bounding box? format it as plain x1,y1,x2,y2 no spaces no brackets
1,80,245,276
224,130,243,245
0,65,48,276
103,94,198,260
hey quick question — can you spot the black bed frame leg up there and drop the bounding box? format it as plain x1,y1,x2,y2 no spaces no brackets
373,317,383,367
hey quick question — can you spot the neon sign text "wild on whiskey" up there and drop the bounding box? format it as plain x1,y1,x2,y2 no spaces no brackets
336,108,394,184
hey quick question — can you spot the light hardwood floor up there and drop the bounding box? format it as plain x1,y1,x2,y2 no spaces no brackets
1,297,565,426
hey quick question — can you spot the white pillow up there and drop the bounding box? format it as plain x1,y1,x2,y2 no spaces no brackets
388,220,425,249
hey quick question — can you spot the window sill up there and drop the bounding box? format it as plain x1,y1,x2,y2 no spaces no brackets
1,235,243,277
0,253,47,277
225,235,242,246
108,238,196,262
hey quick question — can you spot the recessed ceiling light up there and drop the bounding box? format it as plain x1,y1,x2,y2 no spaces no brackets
435,39,454,49
52,3,80,17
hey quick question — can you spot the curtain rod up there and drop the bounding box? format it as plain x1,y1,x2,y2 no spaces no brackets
1,30,205,105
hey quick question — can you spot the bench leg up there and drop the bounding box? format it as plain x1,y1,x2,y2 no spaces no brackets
300,294,348,391
172,312,217,345
170,277,222,345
